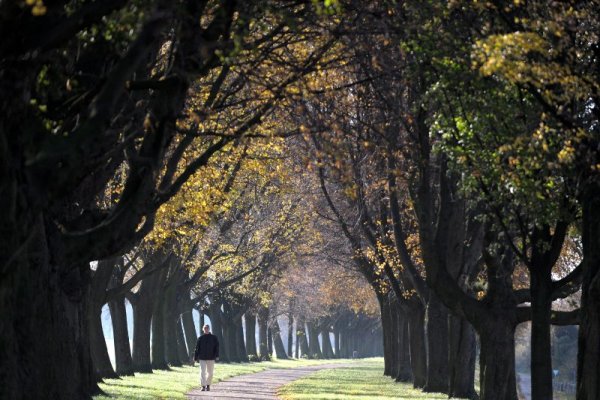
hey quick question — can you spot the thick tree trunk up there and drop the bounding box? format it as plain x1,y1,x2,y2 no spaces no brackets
151,270,169,370
423,293,449,393
448,314,477,399
287,314,294,358
307,321,323,359
208,301,228,362
89,304,118,379
88,259,118,380
396,307,412,383
530,269,553,400
479,320,518,400
258,307,270,360
131,298,153,372
108,297,134,376
321,328,334,359
388,299,400,377
222,310,240,362
163,268,182,367
0,218,99,399
245,312,258,357
578,181,600,400
334,328,341,358
297,315,309,357
176,316,189,363
379,295,394,376
131,261,163,373
181,309,198,363
268,327,274,356
408,304,427,388
236,316,248,362
272,318,289,359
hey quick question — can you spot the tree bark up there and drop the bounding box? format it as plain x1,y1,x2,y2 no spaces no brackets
208,300,228,362
307,321,323,359
407,303,427,388
88,259,118,380
272,318,289,359
0,218,100,399
448,314,477,399
131,253,166,373
108,297,134,376
396,306,413,383
577,180,600,400
181,309,198,363
151,269,169,370
479,320,518,400
258,307,270,360
287,314,294,358
297,315,309,357
321,327,334,359
176,317,189,363
236,316,248,362
423,293,449,393
245,312,258,357
163,266,183,367
530,267,553,400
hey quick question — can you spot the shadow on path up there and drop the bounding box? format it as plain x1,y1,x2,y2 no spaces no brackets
186,364,353,400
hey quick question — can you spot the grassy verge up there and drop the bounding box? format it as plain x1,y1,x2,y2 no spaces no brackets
94,358,355,400
278,359,456,400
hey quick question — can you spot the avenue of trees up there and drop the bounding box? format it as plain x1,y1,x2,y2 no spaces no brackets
0,1,598,400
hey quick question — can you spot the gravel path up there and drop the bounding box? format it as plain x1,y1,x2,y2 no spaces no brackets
186,363,352,400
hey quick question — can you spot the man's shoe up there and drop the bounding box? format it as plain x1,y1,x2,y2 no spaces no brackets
206,385,210,391
201,386,206,391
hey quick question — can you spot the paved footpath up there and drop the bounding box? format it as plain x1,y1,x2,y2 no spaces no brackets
187,363,352,400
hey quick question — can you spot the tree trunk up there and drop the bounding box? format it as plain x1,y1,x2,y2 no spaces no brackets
88,259,118,380
131,262,163,373
163,268,182,367
423,293,449,393
334,328,341,358
448,314,477,399
530,268,553,400
297,315,309,357
479,320,518,400
176,316,189,363
396,306,412,383
108,297,134,376
89,304,118,379
379,295,394,376
268,327,274,357
258,307,270,360
245,312,258,357
578,180,600,400
221,304,240,362
208,300,228,362
307,321,323,359
131,297,153,372
321,328,334,359
0,218,99,399
181,308,197,363
151,270,169,370
236,316,248,362
287,314,294,358
388,300,400,377
272,318,288,359
408,303,427,388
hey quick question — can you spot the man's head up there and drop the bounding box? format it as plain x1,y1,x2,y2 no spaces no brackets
203,324,210,334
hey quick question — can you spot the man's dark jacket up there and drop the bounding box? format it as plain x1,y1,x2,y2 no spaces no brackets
194,333,219,361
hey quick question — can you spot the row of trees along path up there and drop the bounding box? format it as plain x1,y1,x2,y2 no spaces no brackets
1,1,598,400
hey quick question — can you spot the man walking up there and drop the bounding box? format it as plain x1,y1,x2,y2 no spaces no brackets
194,324,220,392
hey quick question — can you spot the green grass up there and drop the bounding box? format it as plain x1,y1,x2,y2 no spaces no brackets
278,359,454,400
94,358,356,400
